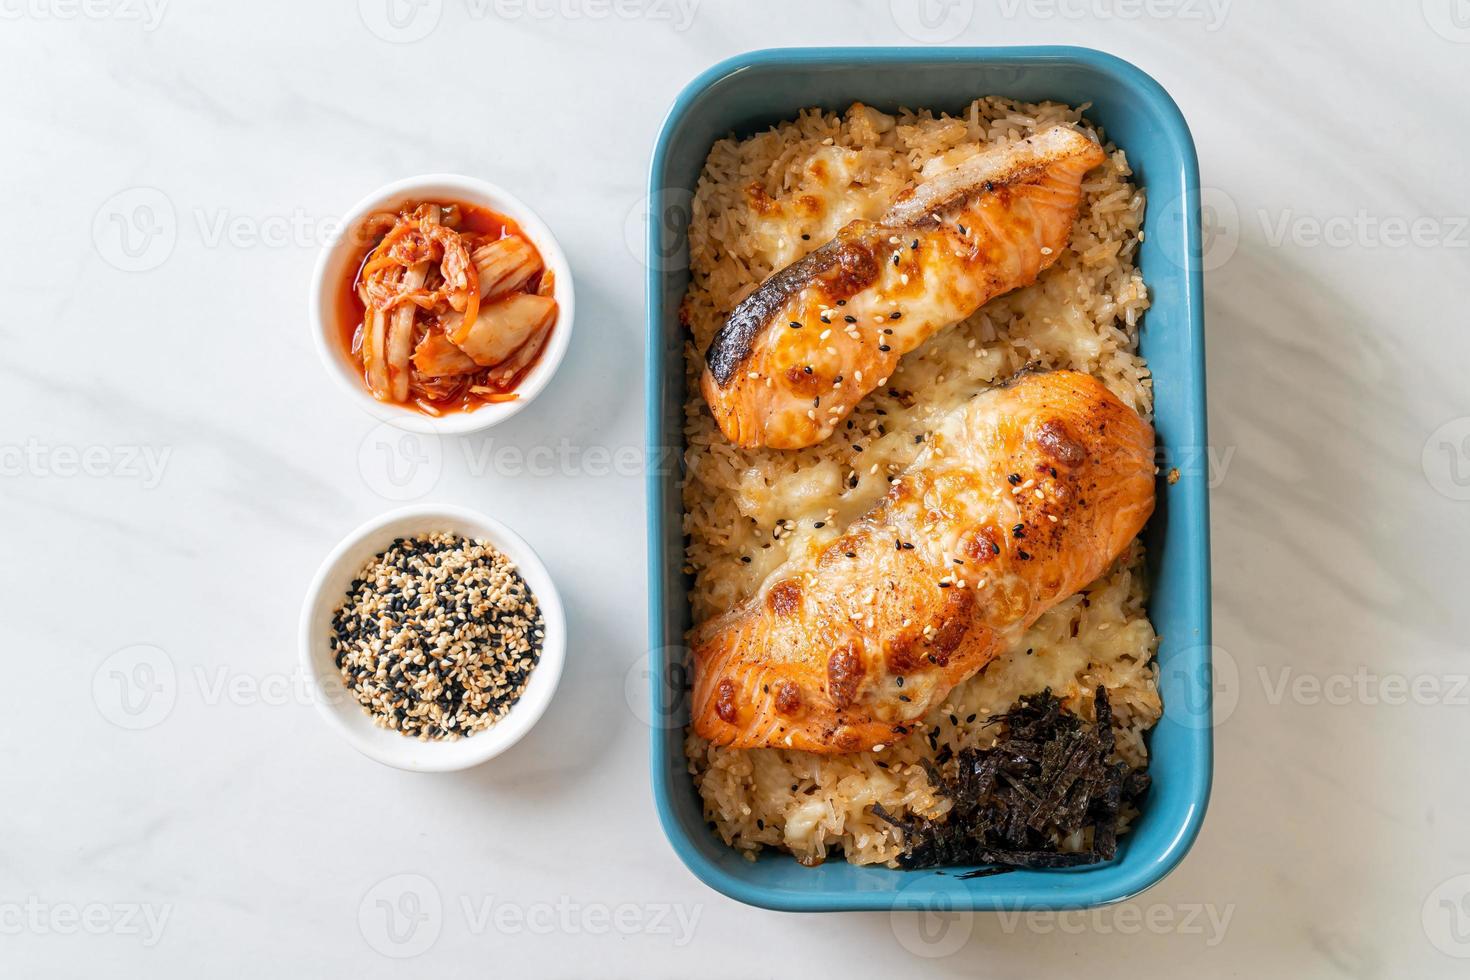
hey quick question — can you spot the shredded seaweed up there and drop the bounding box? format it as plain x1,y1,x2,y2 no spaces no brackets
872,687,1150,875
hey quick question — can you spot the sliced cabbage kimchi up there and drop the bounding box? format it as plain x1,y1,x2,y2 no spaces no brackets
341,201,557,414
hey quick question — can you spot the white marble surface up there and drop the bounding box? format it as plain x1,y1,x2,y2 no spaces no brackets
3,1,1468,976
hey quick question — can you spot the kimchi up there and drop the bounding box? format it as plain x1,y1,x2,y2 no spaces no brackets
338,201,557,414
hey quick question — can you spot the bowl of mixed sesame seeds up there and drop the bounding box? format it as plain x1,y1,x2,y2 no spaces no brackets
300,503,565,771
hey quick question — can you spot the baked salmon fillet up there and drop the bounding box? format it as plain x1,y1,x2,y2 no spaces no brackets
700,126,1107,450
690,370,1155,753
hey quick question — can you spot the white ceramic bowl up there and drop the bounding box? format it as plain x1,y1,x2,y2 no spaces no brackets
309,174,574,435
300,504,565,771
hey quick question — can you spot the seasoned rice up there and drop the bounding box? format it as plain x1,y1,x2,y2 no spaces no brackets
680,97,1159,867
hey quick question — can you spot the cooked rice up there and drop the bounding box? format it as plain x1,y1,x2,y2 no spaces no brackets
679,98,1159,867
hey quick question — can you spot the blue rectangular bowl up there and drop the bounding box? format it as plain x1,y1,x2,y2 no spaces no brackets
645,46,1211,912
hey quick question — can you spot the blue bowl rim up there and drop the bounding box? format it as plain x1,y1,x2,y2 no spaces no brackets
645,45,1211,913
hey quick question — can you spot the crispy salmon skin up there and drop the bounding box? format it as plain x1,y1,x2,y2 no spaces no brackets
690,370,1155,753
700,126,1107,450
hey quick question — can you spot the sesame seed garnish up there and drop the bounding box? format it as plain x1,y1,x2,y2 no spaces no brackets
329,533,543,741
789,320,802,329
